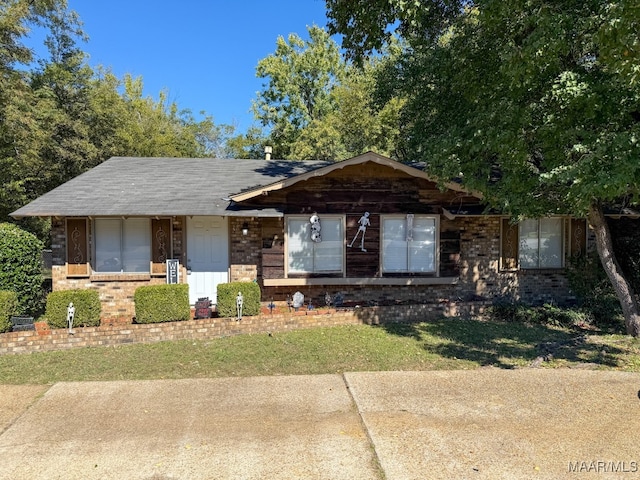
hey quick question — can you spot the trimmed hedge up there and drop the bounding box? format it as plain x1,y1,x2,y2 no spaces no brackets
0,290,18,333
217,282,261,318
0,223,44,315
45,290,102,328
134,284,190,324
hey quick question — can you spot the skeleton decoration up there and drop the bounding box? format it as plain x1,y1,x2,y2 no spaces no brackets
309,213,322,243
67,302,75,334
348,212,370,252
236,292,244,321
406,213,414,242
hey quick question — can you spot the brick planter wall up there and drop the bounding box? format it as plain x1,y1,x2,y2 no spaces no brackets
0,301,489,355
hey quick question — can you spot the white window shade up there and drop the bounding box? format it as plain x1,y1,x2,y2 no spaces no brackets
383,216,436,273
95,219,122,272
287,217,343,274
409,217,436,272
539,218,562,268
519,218,563,269
94,218,150,273
288,220,313,273
382,218,407,272
519,219,539,268
314,219,342,271
123,218,151,272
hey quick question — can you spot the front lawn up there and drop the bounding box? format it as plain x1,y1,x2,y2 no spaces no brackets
1,318,639,384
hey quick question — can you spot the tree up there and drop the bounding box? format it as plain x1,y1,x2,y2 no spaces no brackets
253,25,346,159
326,0,640,335
0,0,82,238
226,126,269,159
252,25,405,161
0,1,237,239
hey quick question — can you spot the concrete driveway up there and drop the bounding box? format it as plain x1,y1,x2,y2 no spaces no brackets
1,370,639,479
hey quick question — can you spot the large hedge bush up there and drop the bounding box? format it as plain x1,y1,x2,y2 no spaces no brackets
0,223,44,315
0,290,19,333
216,282,261,318
134,284,190,323
45,289,101,328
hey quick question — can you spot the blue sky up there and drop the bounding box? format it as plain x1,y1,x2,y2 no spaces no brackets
60,0,332,132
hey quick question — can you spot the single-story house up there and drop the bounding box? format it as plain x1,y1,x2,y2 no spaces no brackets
11,151,624,322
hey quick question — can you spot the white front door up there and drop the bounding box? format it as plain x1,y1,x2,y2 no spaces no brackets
186,216,229,305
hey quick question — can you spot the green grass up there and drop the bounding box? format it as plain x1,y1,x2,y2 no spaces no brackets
2,318,640,385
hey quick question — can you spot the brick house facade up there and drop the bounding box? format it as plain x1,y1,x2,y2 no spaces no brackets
14,152,594,322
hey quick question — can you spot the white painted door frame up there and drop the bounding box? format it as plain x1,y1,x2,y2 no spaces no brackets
186,216,229,305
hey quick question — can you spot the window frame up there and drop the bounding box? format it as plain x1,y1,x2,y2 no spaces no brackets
518,217,564,269
500,217,586,271
284,215,345,276
92,217,152,274
380,214,439,275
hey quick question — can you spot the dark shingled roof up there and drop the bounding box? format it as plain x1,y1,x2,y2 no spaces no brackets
11,157,330,218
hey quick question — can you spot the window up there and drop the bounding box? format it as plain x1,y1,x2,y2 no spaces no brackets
287,216,343,274
519,218,563,268
501,217,584,270
382,215,437,273
94,218,151,273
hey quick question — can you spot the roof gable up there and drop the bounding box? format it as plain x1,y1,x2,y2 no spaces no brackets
10,152,482,219
230,151,482,202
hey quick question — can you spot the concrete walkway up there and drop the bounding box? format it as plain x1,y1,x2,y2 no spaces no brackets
1,370,639,479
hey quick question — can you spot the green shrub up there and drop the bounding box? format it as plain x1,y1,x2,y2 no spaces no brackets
45,290,101,328
0,223,44,316
216,282,261,318
0,290,19,333
134,284,190,324
488,301,531,323
488,301,589,328
567,253,624,330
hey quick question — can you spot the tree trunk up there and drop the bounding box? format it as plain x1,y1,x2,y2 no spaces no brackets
587,202,640,336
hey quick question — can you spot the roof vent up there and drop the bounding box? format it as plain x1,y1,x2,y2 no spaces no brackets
264,146,273,161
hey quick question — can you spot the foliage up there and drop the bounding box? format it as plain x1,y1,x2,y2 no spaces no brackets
225,125,269,159
566,254,624,330
326,0,640,335
0,2,237,241
0,290,19,333
0,223,44,315
45,289,101,328
488,302,590,329
608,218,640,293
133,284,190,324
253,25,346,159
251,25,405,161
216,282,261,318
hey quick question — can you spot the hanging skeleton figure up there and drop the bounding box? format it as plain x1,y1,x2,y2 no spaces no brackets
309,213,322,243
349,212,370,252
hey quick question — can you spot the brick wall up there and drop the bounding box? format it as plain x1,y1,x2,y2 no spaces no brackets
229,217,260,282
49,214,579,325
0,302,489,355
50,217,188,322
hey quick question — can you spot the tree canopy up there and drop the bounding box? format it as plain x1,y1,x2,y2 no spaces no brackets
248,24,405,161
1,0,236,238
326,0,640,335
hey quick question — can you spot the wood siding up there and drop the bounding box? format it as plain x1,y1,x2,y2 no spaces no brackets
253,162,481,280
